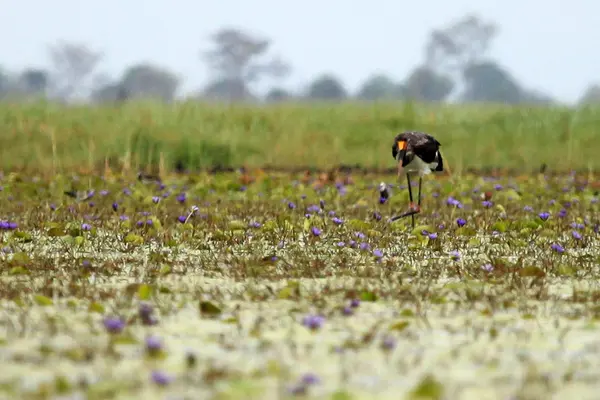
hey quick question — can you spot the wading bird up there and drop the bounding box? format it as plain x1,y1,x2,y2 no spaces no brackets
391,131,444,228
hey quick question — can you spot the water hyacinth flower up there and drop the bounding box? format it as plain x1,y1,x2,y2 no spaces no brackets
248,221,261,228
310,226,321,237
494,184,503,190
176,193,186,203
342,306,353,316
481,263,494,272
332,217,344,225
145,335,163,355
150,370,172,386
572,231,582,240
558,209,567,218
301,373,321,386
523,206,533,212
359,242,370,251
570,222,584,230
152,196,160,204
103,317,125,334
177,215,187,224
380,335,397,352
302,314,325,331
538,212,550,221
450,250,460,261
100,190,109,196
456,218,466,227
482,200,493,208
306,205,320,213
373,249,383,259
81,223,91,231
112,202,118,212
336,241,345,247
328,211,336,217
119,215,129,221
372,211,382,221
551,243,565,253
350,298,360,308
428,232,438,240
287,201,296,210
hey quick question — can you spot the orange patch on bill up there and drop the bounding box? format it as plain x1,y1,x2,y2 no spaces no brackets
397,140,407,150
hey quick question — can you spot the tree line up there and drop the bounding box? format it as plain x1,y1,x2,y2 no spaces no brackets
1,14,600,106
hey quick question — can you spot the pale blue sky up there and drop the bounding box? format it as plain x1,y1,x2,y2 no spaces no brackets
1,0,598,103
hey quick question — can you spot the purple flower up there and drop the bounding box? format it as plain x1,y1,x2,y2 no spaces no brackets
494,184,503,190
523,206,533,212
328,210,336,217
81,223,91,231
332,217,344,225
380,335,397,351
306,205,320,213
150,370,172,386
570,222,584,230
354,232,365,239
482,200,493,208
372,211,382,221
119,215,129,221
152,196,160,204
112,202,118,212
336,241,345,247
145,335,163,354
348,240,357,248
428,232,438,240
342,306,353,316
359,242,370,250
319,199,325,209
379,196,387,204
572,231,582,240
146,219,153,226
288,201,296,210
302,315,325,330
538,212,550,221
177,215,187,223
373,249,383,258
100,190,109,196
350,298,360,308
301,373,321,385
551,243,565,253
249,221,261,228
311,226,321,237
450,250,460,261
456,218,466,227
176,193,186,203
481,263,494,272
103,317,125,334
558,209,567,218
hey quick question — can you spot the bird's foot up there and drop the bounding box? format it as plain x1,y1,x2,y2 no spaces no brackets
408,203,421,213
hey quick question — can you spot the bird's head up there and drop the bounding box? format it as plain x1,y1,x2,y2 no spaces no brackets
392,138,410,176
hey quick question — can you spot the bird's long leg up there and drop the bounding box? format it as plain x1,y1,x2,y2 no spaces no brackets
406,173,415,229
418,176,423,207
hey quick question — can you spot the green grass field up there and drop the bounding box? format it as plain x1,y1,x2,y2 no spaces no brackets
1,101,599,174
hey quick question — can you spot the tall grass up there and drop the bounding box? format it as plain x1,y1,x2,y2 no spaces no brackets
0,100,598,174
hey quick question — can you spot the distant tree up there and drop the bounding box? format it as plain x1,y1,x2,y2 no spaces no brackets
425,14,497,78
305,74,347,100
461,62,523,103
91,81,127,103
202,27,291,101
119,63,180,102
47,41,103,101
578,84,600,104
18,68,49,96
264,87,292,103
356,74,405,100
403,66,454,102
201,78,254,102
0,68,11,98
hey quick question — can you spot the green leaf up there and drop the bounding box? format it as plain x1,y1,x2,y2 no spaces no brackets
359,290,378,302
34,294,53,306
228,220,247,230
491,221,508,233
159,264,172,276
557,265,575,276
137,284,153,300
408,374,444,400
88,302,105,314
389,320,410,331
8,266,29,275
199,300,222,317
14,231,33,243
47,227,65,237
124,233,144,245
519,266,546,278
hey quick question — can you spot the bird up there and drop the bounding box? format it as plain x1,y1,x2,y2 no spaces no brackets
391,131,444,228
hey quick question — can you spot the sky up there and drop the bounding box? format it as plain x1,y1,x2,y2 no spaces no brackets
1,0,598,103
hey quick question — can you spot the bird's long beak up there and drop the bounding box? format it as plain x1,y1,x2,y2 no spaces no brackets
396,140,406,176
